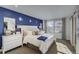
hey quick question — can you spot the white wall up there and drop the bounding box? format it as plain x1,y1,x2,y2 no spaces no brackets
65,17,72,44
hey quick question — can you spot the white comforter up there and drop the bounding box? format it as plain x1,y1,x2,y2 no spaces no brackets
23,33,55,53
39,34,55,53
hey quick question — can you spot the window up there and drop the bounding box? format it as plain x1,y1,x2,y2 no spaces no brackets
46,19,63,39
47,20,54,34
55,20,62,33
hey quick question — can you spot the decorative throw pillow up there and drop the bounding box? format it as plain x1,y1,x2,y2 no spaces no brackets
35,31,38,35
32,31,38,35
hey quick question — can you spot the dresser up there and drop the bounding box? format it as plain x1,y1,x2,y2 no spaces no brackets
2,33,23,53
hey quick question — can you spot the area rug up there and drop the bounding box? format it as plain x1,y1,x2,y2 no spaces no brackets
56,42,72,54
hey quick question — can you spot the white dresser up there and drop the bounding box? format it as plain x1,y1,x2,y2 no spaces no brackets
2,33,23,53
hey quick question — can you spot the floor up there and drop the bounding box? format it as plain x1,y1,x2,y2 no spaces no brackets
0,39,76,54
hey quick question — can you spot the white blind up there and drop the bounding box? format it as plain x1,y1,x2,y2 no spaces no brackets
46,19,63,39
47,20,54,34
55,20,62,33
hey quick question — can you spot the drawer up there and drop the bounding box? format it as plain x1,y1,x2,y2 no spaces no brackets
3,37,22,43
3,37,14,42
3,40,22,52
2,35,22,42
3,39,22,46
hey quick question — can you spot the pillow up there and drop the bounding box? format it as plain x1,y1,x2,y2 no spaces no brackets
32,31,35,35
32,31,38,35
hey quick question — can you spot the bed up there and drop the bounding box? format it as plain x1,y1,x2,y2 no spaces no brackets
23,33,55,54
17,25,56,53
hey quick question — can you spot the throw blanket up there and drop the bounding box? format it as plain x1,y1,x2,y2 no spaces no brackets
37,36,47,41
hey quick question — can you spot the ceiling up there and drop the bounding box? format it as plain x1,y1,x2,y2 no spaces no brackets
1,5,77,20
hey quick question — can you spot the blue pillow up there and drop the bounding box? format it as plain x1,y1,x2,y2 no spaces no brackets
37,36,47,41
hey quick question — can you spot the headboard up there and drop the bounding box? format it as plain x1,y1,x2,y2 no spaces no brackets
17,25,39,31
